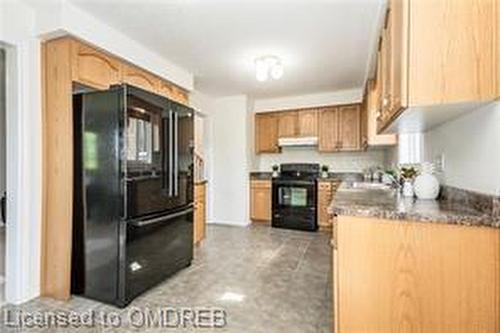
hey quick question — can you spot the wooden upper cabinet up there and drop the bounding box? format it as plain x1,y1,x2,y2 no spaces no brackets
389,0,406,114
297,110,318,137
255,113,279,154
374,0,496,132
318,107,339,152
71,41,121,90
171,85,189,105
497,0,500,99
278,111,298,138
408,0,496,105
158,81,190,106
367,79,397,146
121,63,159,93
157,80,175,99
338,105,361,151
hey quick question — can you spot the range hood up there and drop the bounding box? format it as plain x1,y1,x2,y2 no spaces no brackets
278,136,318,147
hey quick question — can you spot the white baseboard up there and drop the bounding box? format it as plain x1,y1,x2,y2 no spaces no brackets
207,220,250,227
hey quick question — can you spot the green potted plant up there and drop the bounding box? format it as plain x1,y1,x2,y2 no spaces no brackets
399,165,418,197
321,165,329,178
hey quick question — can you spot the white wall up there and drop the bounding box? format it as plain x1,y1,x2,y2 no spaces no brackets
210,95,252,226
0,49,5,200
0,0,42,304
254,88,362,112
425,101,500,195
32,0,193,90
257,148,388,173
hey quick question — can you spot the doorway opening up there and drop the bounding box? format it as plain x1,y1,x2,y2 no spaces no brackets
0,47,6,305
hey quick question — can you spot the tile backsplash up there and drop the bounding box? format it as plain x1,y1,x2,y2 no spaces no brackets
255,147,389,172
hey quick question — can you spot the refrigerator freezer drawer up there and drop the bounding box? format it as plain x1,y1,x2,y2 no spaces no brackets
121,207,194,305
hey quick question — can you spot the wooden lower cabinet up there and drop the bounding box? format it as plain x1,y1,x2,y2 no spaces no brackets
317,180,339,229
194,182,207,245
250,179,272,222
333,216,500,332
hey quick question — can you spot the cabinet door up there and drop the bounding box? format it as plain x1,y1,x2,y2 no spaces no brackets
338,105,361,151
367,79,398,146
157,80,175,100
172,86,189,106
379,14,392,130
389,0,408,116
255,114,279,153
250,181,271,221
121,64,159,93
318,107,339,152
297,110,319,137
278,111,298,138
71,41,121,90
408,0,496,105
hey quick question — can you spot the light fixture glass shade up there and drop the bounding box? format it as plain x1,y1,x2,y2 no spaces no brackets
270,62,284,80
255,58,268,82
254,55,283,82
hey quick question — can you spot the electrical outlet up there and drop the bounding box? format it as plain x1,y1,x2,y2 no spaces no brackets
434,154,445,173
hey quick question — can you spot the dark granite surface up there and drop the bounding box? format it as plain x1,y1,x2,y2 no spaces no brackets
329,182,500,228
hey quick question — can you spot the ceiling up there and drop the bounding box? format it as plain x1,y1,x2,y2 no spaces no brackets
69,0,384,98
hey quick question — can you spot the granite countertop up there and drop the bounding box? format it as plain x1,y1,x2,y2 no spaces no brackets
329,182,500,228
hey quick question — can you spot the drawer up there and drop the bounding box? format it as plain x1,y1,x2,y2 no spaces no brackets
250,180,272,189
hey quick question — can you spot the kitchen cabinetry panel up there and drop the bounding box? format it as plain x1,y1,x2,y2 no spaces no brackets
367,79,397,146
278,111,298,138
158,81,189,106
71,41,121,90
297,110,318,137
255,114,279,154
335,216,500,332
408,0,496,106
250,180,272,222
318,107,339,152
42,36,192,301
375,0,497,133
194,182,206,244
338,105,361,151
121,63,160,93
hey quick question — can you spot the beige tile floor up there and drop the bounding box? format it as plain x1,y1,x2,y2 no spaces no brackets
0,224,332,332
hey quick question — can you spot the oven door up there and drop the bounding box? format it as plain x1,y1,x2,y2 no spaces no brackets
272,180,317,231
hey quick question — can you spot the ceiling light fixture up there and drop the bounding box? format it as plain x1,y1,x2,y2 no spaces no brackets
255,55,284,82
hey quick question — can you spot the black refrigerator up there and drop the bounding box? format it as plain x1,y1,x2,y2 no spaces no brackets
72,84,194,307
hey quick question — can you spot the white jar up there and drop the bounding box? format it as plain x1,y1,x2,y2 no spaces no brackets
402,180,414,197
414,163,440,200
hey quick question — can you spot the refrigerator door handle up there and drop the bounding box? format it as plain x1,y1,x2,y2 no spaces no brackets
174,112,179,196
168,109,174,196
161,116,169,192
129,205,193,227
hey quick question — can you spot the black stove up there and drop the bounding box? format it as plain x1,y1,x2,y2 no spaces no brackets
272,164,320,231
